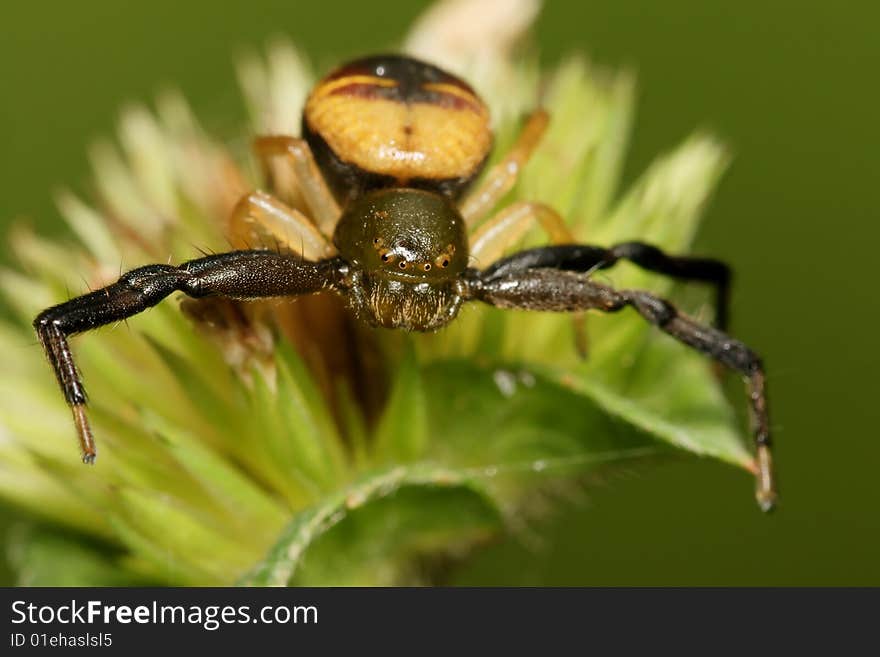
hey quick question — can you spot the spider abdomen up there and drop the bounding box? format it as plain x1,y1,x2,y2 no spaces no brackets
303,54,491,202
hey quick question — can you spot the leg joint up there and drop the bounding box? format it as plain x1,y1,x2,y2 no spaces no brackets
623,291,676,326
120,264,190,302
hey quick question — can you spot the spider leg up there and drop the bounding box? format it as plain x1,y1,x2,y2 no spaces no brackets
459,109,549,226
34,250,346,464
483,243,731,330
466,266,774,512
469,201,573,265
253,136,340,236
229,190,335,259
468,201,593,356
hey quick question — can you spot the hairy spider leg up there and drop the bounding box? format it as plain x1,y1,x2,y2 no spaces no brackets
229,190,335,260
459,109,550,226
468,264,774,511
484,243,732,330
33,251,345,464
252,136,341,237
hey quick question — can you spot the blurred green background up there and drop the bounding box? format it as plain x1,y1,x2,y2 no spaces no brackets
1,0,876,585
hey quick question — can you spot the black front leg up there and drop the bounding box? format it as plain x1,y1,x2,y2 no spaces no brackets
466,267,774,512
34,250,346,463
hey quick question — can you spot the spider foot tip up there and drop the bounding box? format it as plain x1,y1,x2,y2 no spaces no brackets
755,489,777,513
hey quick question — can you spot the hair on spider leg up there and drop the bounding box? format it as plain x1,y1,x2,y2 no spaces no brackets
579,260,606,281
467,253,483,268
190,244,218,258
108,316,132,334
77,276,95,295
237,236,254,251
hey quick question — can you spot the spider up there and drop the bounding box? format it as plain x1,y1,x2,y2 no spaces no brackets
34,55,776,511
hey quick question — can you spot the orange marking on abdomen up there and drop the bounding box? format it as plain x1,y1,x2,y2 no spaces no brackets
312,75,397,100
420,82,484,113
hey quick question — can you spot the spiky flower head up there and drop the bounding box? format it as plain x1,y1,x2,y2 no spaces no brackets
0,0,749,586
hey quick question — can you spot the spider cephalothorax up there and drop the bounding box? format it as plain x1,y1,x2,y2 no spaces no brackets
34,54,776,511
334,188,469,331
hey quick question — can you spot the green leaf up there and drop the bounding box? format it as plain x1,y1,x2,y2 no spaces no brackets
240,465,503,586
273,342,348,489
8,525,142,587
524,56,636,234
110,486,259,585
595,133,729,251
245,358,704,586
140,410,289,534
143,333,238,434
570,333,754,469
419,342,750,476
372,344,429,463
420,359,664,472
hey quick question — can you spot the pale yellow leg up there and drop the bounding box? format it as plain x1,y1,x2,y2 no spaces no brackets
469,201,572,266
469,200,589,357
460,109,550,226
253,136,340,237
229,190,335,261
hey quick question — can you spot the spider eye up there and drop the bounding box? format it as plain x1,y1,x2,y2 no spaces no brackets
423,263,432,271
379,250,394,263
441,259,449,268
399,260,408,270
